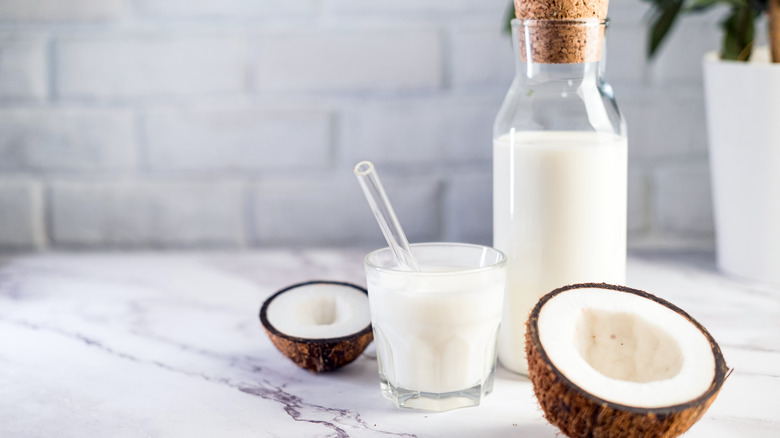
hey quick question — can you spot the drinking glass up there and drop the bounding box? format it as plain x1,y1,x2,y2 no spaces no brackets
364,243,506,412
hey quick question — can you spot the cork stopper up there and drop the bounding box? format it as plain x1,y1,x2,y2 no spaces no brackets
513,0,609,64
514,0,608,21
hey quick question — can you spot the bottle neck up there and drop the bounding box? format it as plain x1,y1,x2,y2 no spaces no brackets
516,60,602,84
510,19,607,84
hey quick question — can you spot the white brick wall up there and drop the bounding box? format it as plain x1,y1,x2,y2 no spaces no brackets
0,0,125,22
343,96,499,166
0,108,136,171
134,0,317,19
254,28,442,93
449,27,514,89
56,34,249,100
0,0,721,251
627,166,650,234
251,175,441,246
654,162,715,237
604,23,648,85
649,11,722,86
622,90,708,159
0,180,44,249
50,181,244,247
445,173,491,245
143,105,332,172
322,0,506,14
0,35,47,101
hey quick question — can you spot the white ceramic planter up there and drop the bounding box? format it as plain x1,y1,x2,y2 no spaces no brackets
703,49,780,285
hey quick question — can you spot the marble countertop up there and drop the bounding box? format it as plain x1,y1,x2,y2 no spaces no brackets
1,250,778,437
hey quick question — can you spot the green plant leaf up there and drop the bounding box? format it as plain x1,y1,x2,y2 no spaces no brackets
686,0,746,12
749,0,769,13
721,4,757,60
648,0,685,58
503,1,514,34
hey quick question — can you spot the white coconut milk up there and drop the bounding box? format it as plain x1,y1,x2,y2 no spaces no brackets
367,265,504,394
493,131,627,374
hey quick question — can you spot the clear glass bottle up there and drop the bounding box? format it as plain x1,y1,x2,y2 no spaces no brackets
493,19,627,375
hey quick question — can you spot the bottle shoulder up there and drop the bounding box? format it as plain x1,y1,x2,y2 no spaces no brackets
493,79,625,138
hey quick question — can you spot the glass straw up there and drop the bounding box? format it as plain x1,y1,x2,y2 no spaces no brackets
354,161,420,271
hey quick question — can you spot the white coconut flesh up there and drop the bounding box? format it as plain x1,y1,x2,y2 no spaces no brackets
538,287,716,408
266,283,370,340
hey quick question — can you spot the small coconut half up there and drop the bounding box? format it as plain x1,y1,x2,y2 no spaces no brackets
260,281,373,372
526,283,729,438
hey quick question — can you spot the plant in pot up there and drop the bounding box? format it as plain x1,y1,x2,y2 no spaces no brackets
646,0,780,285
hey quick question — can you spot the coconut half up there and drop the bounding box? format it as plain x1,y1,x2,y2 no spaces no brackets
260,281,373,373
526,283,729,438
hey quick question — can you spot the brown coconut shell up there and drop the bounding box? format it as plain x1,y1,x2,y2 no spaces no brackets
260,281,373,373
513,0,609,64
526,283,730,438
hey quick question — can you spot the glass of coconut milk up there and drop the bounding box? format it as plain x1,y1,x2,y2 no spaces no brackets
364,243,506,412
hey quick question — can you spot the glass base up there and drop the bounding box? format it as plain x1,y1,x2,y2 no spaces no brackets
379,372,494,412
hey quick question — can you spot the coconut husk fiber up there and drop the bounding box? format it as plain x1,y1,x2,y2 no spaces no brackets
525,283,730,438
513,0,609,63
